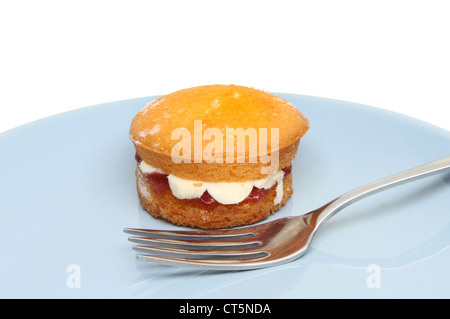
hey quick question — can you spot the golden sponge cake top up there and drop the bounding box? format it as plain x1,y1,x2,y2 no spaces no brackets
130,84,309,162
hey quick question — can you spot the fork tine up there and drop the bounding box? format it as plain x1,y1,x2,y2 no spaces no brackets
136,254,271,270
123,227,255,240
133,245,267,260
128,236,261,250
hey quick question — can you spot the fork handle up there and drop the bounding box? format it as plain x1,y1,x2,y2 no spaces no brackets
313,156,450,228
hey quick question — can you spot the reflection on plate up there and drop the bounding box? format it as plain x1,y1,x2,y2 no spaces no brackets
0,94,449,298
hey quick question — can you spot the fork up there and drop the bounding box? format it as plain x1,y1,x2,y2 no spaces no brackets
124,156,450,270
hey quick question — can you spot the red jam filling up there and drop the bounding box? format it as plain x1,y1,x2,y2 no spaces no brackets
246,187,270,202
194,191,220,209
135,153,142,163
135,153,291,206
198,191,216,205
145,172,170,194
282,165,292,176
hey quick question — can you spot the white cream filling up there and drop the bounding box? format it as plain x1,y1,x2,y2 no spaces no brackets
139,161,285,205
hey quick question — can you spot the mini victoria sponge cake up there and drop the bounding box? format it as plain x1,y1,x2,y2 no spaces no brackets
129,84,309,229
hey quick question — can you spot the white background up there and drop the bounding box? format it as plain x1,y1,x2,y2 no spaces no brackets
1,0,449,134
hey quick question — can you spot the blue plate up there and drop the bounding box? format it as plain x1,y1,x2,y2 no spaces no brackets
0,94,449,298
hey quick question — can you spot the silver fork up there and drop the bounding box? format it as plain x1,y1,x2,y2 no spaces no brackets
124,156,450,271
